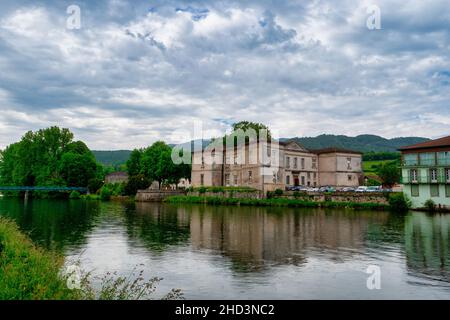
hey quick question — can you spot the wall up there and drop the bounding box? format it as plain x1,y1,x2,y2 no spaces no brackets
136,190,185,202
404,184,450,209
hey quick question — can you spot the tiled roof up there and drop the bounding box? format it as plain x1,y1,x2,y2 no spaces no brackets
311,147,363,155
398,135,450,151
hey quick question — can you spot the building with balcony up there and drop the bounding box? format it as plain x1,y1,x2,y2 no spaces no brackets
191,140,363,192
399,135,450,209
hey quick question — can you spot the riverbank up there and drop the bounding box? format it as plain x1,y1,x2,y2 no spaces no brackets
0,217,77,300
164,195,390,210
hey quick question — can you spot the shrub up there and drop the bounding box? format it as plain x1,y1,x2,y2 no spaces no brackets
198,186,207,194
388,193,411,212
100,187,112,201
88,178,103,194
424,199,436,212
274,189,283,196
69,190,81,200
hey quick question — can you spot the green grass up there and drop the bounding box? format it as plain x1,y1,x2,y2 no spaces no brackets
362,160,391,173
165,196,388,210
0,217,78,300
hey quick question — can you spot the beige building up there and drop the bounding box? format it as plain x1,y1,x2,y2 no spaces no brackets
191,140,363,191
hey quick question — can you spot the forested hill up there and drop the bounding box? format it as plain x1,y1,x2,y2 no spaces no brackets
284,134,430,153
92,135,430,166
92,150,131,167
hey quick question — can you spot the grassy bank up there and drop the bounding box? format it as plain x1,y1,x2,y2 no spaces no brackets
0,218,77,300
0,218,183,300
165,195,389,210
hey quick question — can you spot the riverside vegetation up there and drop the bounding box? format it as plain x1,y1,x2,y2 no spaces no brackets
0,217,183,300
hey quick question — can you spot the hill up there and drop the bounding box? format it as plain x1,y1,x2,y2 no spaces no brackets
284,134,430,153
92,150,132,167
92,134,430,166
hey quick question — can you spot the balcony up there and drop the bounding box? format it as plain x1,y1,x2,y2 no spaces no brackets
402,175,449,184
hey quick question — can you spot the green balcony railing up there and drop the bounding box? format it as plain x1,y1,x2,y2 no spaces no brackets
402,175,450,184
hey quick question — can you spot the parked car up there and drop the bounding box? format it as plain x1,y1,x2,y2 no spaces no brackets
367,186,382,192
287,186,308,192
355,186,368,192
341,187,356,192
307,187,319,192
319,186,335,193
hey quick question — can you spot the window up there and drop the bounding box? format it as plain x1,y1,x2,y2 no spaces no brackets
286,175,290,185
301,176,305,186
420,152,435,166
233,152,238,165
404,153,418,166
267,146,271,157
411,184,419,197
348,175,352,181
410,169,418,182
446,168,450,182
225,174,230,186
294,157,298,169
200,174,204,186
347,157,352,170
233,175,238,186
301,158,305,169
313,172,317,179
446,185,450,198
430,185,439,197
430,168,438,182
312,158,317,169
307,172,311,179
286,156,290,168
438,152,450,166
248,171,253,182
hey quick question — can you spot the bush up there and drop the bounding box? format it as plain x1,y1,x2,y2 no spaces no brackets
100,187,112,201
198,186,207,194
88,178,103,194
424,199,436,212
388,193,411,212
274,189,283,196
69,190,81,200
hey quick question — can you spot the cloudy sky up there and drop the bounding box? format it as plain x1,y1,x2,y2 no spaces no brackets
0,0,449,150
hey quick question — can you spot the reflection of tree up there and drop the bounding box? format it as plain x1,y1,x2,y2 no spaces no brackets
404,212,450,280
123,202,190,252
188,206,390,273
0,198,99,251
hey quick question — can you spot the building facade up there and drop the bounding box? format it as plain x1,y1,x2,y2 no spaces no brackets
400,136,450,209
191,140,363,191
105,172,129,184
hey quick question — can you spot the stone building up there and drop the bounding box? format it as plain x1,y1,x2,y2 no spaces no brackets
191,140,363,191
105,171,129,184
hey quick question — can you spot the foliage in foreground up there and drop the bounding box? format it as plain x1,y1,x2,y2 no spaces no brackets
0,218,183,300
388,193,411,212
165,196,389,210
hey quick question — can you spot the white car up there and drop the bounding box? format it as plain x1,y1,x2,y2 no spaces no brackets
355,186,368,192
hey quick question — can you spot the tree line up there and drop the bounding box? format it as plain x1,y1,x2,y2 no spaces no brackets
0,127,191,197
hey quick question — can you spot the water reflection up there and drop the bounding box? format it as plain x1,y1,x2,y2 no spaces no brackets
405,213,450,282
1,198,450,298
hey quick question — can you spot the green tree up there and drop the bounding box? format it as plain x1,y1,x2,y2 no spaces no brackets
126,149,143,176
58,153,97,187
124,174,151,196
377,161,400,188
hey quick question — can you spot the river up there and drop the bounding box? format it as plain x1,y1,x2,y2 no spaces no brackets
0,198,449,299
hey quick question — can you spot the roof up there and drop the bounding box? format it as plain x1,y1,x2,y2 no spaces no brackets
311,147,363,155
398,135,450,151
106,171,128,177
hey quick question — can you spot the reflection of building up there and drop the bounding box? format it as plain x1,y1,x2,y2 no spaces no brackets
105,171,129,184
191,140,363,191
400,136,450,209
188,206,388,269
404,212,450,278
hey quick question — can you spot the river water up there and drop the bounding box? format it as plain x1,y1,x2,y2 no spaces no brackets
0,198,449,299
